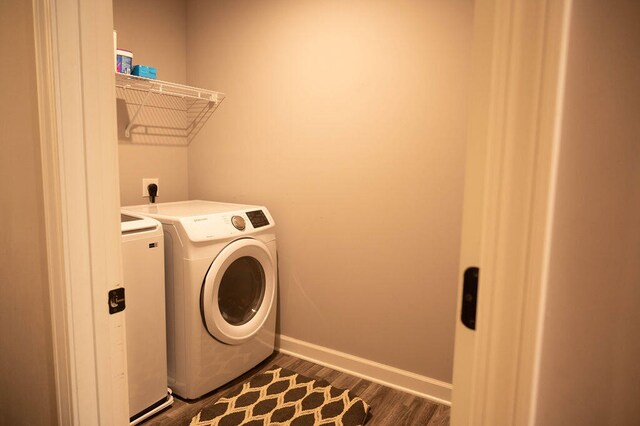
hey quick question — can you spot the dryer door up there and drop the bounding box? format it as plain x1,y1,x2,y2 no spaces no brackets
201,238,275,345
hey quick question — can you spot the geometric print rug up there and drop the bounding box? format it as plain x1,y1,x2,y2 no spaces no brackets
189,365,369,425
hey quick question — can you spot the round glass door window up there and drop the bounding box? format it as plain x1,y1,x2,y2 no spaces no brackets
201,238,275,344
218,256,265,326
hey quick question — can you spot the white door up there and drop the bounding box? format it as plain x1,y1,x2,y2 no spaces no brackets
34,0,130,423
450,0,572,425
201,238,276,345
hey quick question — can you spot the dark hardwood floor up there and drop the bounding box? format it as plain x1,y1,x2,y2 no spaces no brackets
141,352,450,426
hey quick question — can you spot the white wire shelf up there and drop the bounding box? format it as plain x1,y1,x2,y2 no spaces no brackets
115,72,225,145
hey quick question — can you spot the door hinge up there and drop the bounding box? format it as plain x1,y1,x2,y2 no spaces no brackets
461,267,479,330
108,287,126,314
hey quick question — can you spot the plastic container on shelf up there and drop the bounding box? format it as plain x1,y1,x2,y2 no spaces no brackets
116,49,133,74
132,65,157,79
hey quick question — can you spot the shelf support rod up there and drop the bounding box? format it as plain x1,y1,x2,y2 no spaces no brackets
124,89,153,138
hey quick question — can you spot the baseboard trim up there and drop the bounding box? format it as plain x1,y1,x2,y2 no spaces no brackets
275,335,452,406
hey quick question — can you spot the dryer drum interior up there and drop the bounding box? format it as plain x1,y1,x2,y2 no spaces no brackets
217,256,265,326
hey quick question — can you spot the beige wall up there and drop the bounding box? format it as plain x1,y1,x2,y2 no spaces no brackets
0,0,58,423
535,1,640,424
186,0,473,382
114,0,189,206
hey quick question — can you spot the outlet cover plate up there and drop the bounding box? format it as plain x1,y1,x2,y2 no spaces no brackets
142,178,159,197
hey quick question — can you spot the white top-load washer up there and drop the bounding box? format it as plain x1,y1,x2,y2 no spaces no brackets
121,200,277,399
120,213,173,424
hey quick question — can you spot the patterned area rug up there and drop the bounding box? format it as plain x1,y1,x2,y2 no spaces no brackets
189,365,369,425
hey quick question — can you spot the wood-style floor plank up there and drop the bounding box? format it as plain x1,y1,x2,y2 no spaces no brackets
141,352,450,426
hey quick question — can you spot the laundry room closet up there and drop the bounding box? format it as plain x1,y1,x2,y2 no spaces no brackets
114,0,473,404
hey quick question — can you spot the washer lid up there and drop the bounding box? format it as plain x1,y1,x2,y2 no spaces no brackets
120,213,160,234
201,238,275,345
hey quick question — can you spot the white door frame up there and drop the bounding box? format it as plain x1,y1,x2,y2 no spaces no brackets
33,0,129,424
32,0,574,424
451,0,573,425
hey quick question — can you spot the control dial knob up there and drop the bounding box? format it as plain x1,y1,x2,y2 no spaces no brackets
231,215,246,231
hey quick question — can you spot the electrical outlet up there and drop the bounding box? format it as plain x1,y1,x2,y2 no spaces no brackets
142,178,159,197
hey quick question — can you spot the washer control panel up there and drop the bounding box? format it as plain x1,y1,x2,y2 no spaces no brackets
246,210,270,228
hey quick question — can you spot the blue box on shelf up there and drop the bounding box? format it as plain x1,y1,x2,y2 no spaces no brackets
132,65,157,79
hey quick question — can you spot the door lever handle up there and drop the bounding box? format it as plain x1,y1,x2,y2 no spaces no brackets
461,267,479,330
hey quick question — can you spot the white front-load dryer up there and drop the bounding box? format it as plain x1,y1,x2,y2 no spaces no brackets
122,200,277,399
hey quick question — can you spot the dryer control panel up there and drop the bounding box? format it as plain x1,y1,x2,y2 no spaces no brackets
246,210,269,228
178,209,274,242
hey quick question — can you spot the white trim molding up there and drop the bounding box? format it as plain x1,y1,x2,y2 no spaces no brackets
276,335,452,406
32,0,73,423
